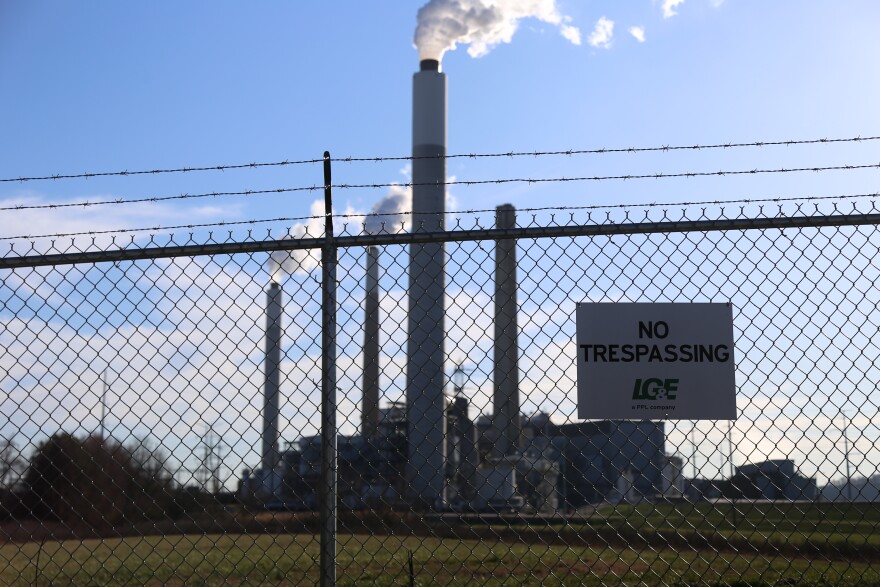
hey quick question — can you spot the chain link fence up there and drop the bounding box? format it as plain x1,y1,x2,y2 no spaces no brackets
1,199,879,585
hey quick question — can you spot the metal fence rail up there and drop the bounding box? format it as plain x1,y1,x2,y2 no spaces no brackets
1,199,879,585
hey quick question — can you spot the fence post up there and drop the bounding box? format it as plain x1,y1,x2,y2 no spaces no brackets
320,151,338,587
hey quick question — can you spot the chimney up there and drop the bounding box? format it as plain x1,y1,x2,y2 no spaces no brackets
406,58,447,509
362,245,381,438
262,282,282,474
493,204,519,458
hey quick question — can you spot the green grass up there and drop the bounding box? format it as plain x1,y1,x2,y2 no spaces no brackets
582,501,880,558
1,503,879,585
2,532,880,586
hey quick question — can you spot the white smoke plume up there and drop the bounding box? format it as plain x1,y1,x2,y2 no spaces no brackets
415,0,582,62
364,185,412,235
267,187,412,281
267,199,328,281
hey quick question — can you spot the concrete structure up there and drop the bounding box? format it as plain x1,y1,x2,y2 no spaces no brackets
662,454,686,498
550,420,665,508
406,58,448,509
493,204,519,459
261,282,282,477
362,245,380,438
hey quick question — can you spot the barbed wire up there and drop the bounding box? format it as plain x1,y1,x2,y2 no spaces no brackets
1,135,877,184
4,161,879,212
0,187,315,212
3,191,877,243
332,162,880,191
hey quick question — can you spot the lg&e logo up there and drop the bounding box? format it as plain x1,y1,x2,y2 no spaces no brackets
632,378,678,400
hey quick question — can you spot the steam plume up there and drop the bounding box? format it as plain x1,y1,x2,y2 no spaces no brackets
364,185,412,235
415,0,581,62
266,187,412,282
267,199,327,282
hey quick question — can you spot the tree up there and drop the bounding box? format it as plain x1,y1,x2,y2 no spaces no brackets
22,433,135,528
20,432,187,527
127,435,179,519
0,437,25,489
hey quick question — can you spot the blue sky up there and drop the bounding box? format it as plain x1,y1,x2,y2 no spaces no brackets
2,0,879,234
2,2,880,486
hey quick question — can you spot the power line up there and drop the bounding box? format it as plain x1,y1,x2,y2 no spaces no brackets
4,161,878,212
2,191,877,243
1,134,877,184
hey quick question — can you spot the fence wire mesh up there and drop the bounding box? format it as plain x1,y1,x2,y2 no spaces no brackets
1,201,879,586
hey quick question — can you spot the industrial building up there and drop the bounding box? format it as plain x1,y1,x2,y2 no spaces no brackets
239,56,670,512
244,404,668,513
686,459,818,502
732,459,818,501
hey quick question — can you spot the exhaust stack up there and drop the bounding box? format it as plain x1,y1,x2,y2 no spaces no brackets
362,245,381,438
262,282,283,475
493,205,519,459
406,58,447,509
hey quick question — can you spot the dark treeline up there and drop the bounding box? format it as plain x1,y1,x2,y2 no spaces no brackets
1,433,211,529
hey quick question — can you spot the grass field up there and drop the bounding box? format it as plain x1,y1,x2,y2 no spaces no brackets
1,502,878,586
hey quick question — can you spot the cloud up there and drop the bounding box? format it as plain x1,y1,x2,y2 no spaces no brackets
0,193,240,245
662,0,686,18
587,17,614,49
560,21,582,46
629,26,646,43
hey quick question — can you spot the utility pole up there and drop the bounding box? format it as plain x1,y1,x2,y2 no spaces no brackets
727,421,736,481
100,369,108,441
727,421,739,529
842,411,853,502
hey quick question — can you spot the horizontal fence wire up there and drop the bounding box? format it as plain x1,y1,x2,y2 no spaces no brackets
2,134,877,184
1,197,879,264
3,161,879,214
1,199,879,585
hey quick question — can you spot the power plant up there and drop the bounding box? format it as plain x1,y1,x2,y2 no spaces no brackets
240,59,670,511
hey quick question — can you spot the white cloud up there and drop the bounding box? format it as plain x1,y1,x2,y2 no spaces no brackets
560,23,582,46
587,17,614,49
0,192,242,252
662,0,686,18
629,26,646,43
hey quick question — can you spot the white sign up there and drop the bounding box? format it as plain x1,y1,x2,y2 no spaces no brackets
577,303,736,420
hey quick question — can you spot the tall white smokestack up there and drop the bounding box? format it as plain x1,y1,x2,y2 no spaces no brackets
262,282,282,474
493,204,519,459
406,57,447,509
362,245,381,438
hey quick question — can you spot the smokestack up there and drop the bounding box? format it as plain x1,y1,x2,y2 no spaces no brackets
493,205,519,459
362,245,381,438
262,282,282,474
406,58,447,509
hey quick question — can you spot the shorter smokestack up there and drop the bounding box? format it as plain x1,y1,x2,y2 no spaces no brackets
362,246,381,438
262,282,282,473
493,204,519,459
